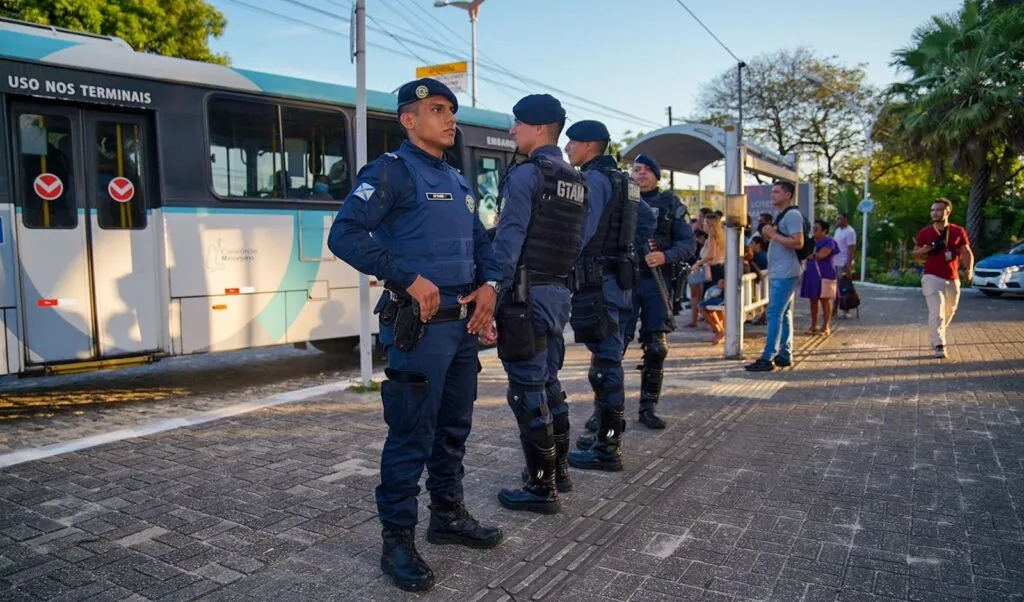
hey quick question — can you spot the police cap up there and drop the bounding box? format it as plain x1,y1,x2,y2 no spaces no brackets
512,94,566,125
565,120,610,142
397,78,459,113
634,153,662,180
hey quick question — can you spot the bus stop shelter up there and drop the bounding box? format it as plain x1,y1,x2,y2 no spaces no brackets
621,122,802,359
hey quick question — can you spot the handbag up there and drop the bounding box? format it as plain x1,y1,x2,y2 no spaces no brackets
815,261,837,299
688,263,711,285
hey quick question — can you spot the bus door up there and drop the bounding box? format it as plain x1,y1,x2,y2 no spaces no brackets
472,149,508,229
9,102,161,364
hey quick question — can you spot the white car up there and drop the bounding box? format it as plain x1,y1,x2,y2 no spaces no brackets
972,242,1024,297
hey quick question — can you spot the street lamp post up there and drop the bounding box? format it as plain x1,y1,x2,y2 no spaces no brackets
433,0,485,108
804,74,887,282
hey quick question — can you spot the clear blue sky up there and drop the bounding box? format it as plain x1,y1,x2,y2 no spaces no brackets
208,0,960,188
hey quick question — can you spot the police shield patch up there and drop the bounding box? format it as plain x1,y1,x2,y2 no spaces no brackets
415,85,429,99
465,194,475,213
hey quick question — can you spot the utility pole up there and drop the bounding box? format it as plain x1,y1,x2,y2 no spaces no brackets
354,0,371,386
666,106,675,190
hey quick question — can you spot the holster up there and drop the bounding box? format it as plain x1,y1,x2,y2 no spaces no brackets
379,287,425,352
612,256,636,290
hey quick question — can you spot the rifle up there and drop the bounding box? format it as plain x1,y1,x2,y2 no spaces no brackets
643,241,677,331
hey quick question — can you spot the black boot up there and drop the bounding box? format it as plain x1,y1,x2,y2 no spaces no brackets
639,367,666,430
552,413,573,492
381,527,434,592
500,436,559,514
584,411,599,432
568,403,624,472
521,413,572,492
426,501,503,549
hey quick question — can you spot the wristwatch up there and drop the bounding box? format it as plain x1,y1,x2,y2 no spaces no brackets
485,280,502,294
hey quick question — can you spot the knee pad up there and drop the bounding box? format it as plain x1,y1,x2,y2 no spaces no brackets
642,333,668,363
507,383,549,429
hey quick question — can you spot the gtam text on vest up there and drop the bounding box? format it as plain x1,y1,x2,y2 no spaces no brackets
557,180,586,204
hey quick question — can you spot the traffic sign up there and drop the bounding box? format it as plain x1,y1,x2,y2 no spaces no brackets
415,61,468,93
858,197,876,213
108,177,135,203
33,173,63,201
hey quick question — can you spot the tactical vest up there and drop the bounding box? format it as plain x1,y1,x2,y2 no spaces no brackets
373,152,477,288
582,166,640,259
652,193,677,252
519,157,588,278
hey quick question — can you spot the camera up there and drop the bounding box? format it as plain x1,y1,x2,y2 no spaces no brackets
929,236,947,255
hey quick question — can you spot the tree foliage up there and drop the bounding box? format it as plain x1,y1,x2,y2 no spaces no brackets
692,47,876,186
887,0,1024,247
0,0,229,65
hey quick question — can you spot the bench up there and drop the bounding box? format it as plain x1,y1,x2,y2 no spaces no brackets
705,272,769,322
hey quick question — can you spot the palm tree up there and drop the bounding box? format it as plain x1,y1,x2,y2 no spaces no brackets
887,0,1024,246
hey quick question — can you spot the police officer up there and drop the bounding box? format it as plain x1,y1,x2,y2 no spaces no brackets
557,120,638,471
328,78,504,593
619,153,695,430
490,94,587,514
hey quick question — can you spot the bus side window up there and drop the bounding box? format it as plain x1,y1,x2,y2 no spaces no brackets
281,107,350,202
17,113,78,229
208,98,281,199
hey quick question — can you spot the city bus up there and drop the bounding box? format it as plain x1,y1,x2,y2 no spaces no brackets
0,17,517,376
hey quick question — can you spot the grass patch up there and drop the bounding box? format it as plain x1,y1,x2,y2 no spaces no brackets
349,380,382,393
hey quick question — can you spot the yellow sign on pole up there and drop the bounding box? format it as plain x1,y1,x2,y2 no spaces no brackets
415,61,468,93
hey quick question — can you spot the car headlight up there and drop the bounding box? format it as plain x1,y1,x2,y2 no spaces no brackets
1004,265,1021,274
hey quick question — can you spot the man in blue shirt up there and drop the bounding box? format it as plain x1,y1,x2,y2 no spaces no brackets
490,94,588,515
618,154,695,430
328,78,503,593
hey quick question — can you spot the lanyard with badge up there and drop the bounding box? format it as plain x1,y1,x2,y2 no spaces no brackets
933,224,952,261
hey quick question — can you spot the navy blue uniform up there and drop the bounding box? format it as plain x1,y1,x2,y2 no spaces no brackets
622,190,693,345
620,188,694,429
328,140,501,531
492,145,575,429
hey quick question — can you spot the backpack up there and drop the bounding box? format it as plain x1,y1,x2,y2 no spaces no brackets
838,275,861,311
775,206,814,261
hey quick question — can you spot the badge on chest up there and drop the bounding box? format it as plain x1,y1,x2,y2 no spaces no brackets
426,192,454,201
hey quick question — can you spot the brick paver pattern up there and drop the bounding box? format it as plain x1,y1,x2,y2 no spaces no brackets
1,286,1022,601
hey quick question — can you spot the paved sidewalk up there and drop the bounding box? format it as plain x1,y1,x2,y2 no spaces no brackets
0,287,1022,601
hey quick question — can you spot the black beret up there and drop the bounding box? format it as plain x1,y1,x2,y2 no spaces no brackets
566,120,610,142
512,94,566,125
397,78,458,113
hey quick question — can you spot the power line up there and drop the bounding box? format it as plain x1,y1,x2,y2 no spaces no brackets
221,0,662,129
278,0,663,128
396,0,663,128
671,0,743,64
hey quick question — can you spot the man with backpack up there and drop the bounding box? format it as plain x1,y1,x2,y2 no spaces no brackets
746,180,808,372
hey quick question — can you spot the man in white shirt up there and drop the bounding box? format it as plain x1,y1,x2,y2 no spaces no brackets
833,213,857,317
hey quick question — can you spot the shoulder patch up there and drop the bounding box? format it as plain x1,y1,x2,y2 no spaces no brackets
353,182,376,202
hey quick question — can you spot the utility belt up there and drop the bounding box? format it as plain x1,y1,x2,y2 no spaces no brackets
573,255,636,291
375,282,474,352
